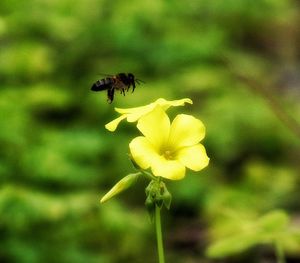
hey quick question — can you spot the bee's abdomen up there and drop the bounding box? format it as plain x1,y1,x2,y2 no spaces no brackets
91,78,114,91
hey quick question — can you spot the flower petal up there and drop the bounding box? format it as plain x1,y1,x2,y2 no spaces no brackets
151,157,186,180
105,115,128,132
115,98,192,116
158,98,193,110
107,98,193,131
126,104,156,122
168,114,206,149
129,136,159,169
115,104,153,114
176,144,209,171
137,106,170,150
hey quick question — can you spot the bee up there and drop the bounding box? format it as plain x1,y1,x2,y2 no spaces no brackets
91,73,143,103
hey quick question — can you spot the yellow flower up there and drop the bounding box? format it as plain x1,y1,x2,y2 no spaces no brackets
129,106,209,180
105,98,192,132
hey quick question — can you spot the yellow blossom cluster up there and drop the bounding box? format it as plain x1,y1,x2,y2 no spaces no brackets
106,98,209,180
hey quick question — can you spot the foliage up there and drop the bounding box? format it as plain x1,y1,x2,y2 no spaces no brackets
1,0,300,262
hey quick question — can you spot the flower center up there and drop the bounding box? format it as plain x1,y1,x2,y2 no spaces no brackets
163,150,174,160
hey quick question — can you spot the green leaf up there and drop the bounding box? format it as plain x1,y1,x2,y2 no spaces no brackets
206,232,259,258
206,210,292,259
258,210,289,233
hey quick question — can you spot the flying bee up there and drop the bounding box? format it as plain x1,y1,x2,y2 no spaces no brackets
91,73,143,103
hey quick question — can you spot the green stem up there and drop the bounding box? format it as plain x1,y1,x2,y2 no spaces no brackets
155,205,165,263
275,241,286,263
141,169,156,181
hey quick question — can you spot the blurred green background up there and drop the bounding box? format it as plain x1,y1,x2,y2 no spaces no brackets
1,0,300,262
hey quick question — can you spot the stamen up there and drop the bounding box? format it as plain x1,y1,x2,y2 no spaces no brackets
163,150,174,160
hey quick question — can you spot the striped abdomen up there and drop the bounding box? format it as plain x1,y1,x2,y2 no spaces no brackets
91,78,114,91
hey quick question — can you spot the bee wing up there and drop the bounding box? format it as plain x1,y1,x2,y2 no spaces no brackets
97,73,115,77
112,77,126,88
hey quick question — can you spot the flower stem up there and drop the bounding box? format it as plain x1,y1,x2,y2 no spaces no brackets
155,205,165,263
140,169,156,181
275,241,286,263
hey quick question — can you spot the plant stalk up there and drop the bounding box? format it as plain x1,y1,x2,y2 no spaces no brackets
275,241,286,263
155,205,165,263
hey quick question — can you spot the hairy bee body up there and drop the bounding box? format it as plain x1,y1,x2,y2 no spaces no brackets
91,73,142,103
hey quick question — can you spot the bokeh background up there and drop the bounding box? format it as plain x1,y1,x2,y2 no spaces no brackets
1,0,300,262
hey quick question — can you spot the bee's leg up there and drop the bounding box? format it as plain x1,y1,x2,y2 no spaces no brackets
132,82,135,93
107,88,114,103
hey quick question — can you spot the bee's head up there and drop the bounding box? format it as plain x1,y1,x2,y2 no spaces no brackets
128,73,135,83
127,73,144,87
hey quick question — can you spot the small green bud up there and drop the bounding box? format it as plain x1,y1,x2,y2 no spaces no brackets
145,179,172,210
100,172,140,203
145,181,153,195
145,195,155,221
162,187,172,210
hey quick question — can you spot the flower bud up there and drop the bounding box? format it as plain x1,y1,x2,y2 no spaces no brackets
100,173,140,203
145,179,172,210
145,195,156,221
162,187,172,210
